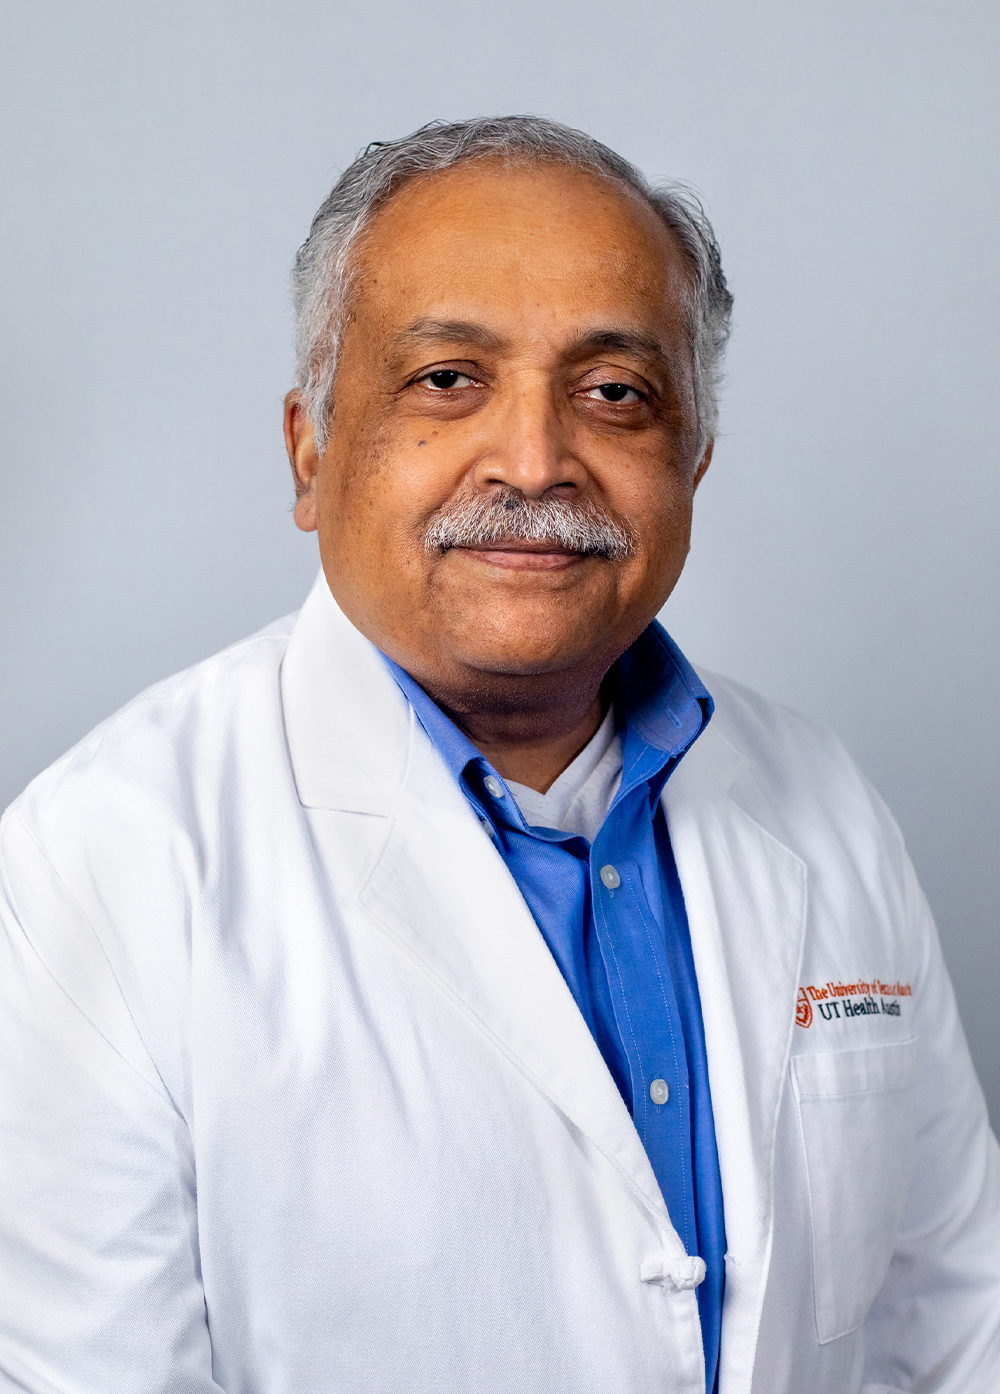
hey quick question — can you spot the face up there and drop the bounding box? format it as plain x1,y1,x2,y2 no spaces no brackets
286,160,712,712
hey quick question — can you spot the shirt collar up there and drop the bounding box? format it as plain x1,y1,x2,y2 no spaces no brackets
614,620,713,801
385,659,485,788
382,619,713,828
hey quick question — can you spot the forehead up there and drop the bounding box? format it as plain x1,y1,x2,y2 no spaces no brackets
347,159,691,345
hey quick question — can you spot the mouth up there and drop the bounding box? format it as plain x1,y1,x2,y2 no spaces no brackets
451,541,595,571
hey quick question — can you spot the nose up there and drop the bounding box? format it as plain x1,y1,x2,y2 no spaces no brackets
472,378,587,499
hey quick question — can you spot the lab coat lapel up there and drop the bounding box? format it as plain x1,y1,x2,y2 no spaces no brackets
282,575,669,1223
360,723,671,1222
664,725,807,1391
281,574,408,815
283,575,808,1317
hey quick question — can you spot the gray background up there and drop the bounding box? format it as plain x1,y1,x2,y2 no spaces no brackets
2,1,997,1120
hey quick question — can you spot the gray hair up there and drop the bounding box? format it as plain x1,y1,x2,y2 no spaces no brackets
292,115,733,455
424,486,636,562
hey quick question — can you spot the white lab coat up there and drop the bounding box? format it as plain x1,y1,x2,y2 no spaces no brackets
1,573,998,1394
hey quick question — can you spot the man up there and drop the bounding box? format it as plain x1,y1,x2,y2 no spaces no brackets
1,116,997,1393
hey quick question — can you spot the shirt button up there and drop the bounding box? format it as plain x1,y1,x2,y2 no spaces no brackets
484,775,504,799
599,864,621,890
649,1078,670,1106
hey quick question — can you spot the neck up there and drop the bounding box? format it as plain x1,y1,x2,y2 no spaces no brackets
461,696,606,794
428,676,608,794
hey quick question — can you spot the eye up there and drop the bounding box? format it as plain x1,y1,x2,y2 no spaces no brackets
422,369,476,390
583,382,642,404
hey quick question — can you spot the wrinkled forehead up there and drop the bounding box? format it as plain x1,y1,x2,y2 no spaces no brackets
343,158,695,352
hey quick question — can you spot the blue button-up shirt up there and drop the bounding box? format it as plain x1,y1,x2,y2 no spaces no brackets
384,621,725,1391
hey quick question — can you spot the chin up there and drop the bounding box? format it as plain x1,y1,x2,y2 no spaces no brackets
431,586,626,683
448,622,605,681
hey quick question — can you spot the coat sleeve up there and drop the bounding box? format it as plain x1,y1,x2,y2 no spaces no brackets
0,809,223,1393
860,847,1000,1393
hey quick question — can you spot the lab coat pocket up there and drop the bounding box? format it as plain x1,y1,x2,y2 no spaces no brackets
791,1038,917,1344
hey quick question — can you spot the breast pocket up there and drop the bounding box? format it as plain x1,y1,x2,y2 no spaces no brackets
791,1038,917,1343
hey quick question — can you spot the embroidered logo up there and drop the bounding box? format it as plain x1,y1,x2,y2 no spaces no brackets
795,979,912,1026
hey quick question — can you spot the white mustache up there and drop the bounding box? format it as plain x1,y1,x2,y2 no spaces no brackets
423,489,636,562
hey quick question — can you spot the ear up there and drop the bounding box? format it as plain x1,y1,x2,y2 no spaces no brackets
284,391,320,533
692,438,714,491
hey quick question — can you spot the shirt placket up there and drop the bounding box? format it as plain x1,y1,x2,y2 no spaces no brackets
590,840,696,1255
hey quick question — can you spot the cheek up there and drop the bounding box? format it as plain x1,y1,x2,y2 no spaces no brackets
331,424,482,552
320,421,401,541
317,437,454,600
623,469,694,554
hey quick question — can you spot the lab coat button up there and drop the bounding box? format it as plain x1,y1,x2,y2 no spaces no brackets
484,775,504,798
649,1078,670,1105
639,1255,707,1289
669,1257,707,1290
599,864,621,889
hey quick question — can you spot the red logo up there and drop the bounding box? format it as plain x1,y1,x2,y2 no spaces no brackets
798,978,912,1024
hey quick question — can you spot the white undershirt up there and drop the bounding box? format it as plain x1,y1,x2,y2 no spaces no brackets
505,706,623,844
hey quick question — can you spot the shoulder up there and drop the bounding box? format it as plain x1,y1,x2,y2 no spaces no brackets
690,668,907,877
698,669,858,776
4,612,298,868
0,613,301,1115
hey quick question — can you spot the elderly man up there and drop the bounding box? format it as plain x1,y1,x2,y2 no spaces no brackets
1,117,998,1394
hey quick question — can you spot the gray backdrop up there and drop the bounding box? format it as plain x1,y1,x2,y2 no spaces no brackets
2,1,997,1121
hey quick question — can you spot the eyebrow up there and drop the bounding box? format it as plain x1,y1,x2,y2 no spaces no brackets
390,318,672,370
564,328,671,366
392,317,507,351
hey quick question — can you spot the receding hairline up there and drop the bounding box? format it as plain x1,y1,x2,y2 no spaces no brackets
339,153,697,314
359,147,666,214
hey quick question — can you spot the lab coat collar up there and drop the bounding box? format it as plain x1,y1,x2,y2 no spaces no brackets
280,572,411,815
